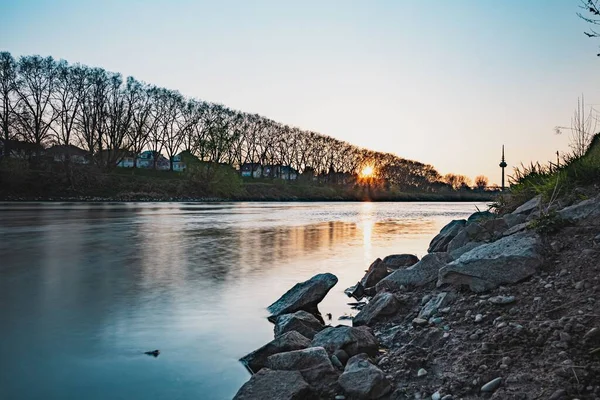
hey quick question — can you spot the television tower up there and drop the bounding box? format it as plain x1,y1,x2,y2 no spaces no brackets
499,145,507,191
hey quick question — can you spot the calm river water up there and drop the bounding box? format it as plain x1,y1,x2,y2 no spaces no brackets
0,201,486,400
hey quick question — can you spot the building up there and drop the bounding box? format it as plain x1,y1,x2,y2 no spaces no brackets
137,150,170,170
240,163,263,178
262,165,299,180
171,153,187,172
0,139,44,160
45,145,89,164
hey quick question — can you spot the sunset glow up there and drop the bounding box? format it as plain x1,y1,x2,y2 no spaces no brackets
360,165,375,178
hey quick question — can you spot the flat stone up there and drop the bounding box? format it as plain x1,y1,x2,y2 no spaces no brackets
377,253,451,291
338,354,392,399
419,292,455,319
512,195,541,215
480,377,502,392
311,325,379,358
489,295,516,305
268,273,338,319
274,310,324,339
240,331,311,373
382,254,419,269
233,369,316,400
353,292,402,327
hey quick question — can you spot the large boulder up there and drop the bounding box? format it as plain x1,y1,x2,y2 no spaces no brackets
360,259,390,289
240,331,311,373
446,223,490,253
266,347,340,396
467,210,495,223
274,311,324,340
437,232,543,293
376,253,451,292
338,354,392,399
353,292,402,327
267,273,338,319
311,325,379,358
502,212,527,229
233,369,316,400
381,254,419,269
428,219,467,253
558,196,600,222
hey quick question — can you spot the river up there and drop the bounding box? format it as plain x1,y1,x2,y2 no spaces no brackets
0,201,486,400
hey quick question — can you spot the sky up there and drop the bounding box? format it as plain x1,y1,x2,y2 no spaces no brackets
1,0,599,184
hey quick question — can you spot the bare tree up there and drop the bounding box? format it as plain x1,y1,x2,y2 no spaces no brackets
0,52,18,157
555,96,597,158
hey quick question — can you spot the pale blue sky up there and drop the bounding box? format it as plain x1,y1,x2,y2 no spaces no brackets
1,0,598,183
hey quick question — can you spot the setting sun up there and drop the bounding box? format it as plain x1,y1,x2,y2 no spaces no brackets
360,165,375,178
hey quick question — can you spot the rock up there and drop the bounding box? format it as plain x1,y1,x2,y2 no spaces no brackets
353,292,402,326
266,347,340,396
233,369,316,400
345,282,365,300
311,325,379,358
377,253,451,291
449,241,482,260
417,368,428,377
334,349,350,365
480,377,502,392
467,210,495,222
360,259,390,289
437,232,543,293
502,212,527,229
489,295,516,305
558,195,600,222
382,254,419,269
412,317,428,326
331,355,344,369
446,223,490,253
240,331,311,373
584,327,600,343
548,389,567,400
474,314,483,323
274,311,324,339
419,292,455,319
502,222,529,237
431,392,441,400
268,273,338,319
428,219,467,253
512,195,541,215
338,354,392,399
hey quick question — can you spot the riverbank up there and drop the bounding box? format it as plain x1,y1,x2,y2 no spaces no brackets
0,168,496,202
234,187,600,399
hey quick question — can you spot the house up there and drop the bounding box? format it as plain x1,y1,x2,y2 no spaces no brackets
97,149,135,168
137,150,170,170
0,139,44,160
262,165,299,180
171,153,187,172
240,162,263,178
45,145,89,164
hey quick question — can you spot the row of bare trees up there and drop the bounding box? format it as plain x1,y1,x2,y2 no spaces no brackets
0,52,485,191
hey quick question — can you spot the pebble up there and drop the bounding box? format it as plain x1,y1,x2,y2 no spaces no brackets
534,297,541,301
548,389,567,400
469,333,480,340
575,281,585,290
497,322,507,329
545,283,554,289
441,396,453,400
584,327,600,342
335,396,346,400
502,356,512,365
413,317,428,326
489,295,516,305
465,310,472,318
417,368,428,377
474,314,483,323
431,392,441,400
480,377,502,392
559,332,571,342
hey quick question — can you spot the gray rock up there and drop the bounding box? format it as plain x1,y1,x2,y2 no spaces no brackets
331,355,344,370
583,327,600,343
502,212,527,228
446,223,490,253
467,210,495,222
334,349,350,365
274,311,324,339
449,241,482,260
345,282,365,300
548,389,567,400
311,325,379,358
338,354,392,399
233,369,316,400
419,292,455,319
382,254,419,269
266,347,340,396
428,219,467,253
558,195,600,222
512,195,541,215
353,292,402,326
480,377,502,392
502,222,529,237
417,368,428,377
377,253,451,292
240,331,311,373
489,295,516,305
437,232,543,293
360,259,390,289
268,273,338,319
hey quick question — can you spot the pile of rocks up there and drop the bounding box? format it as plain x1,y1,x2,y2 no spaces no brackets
235,193,600,399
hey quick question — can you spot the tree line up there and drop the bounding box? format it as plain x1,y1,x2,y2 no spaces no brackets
0,51,486,192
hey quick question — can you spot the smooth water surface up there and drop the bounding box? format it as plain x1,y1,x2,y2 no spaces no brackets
0,201,486,400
